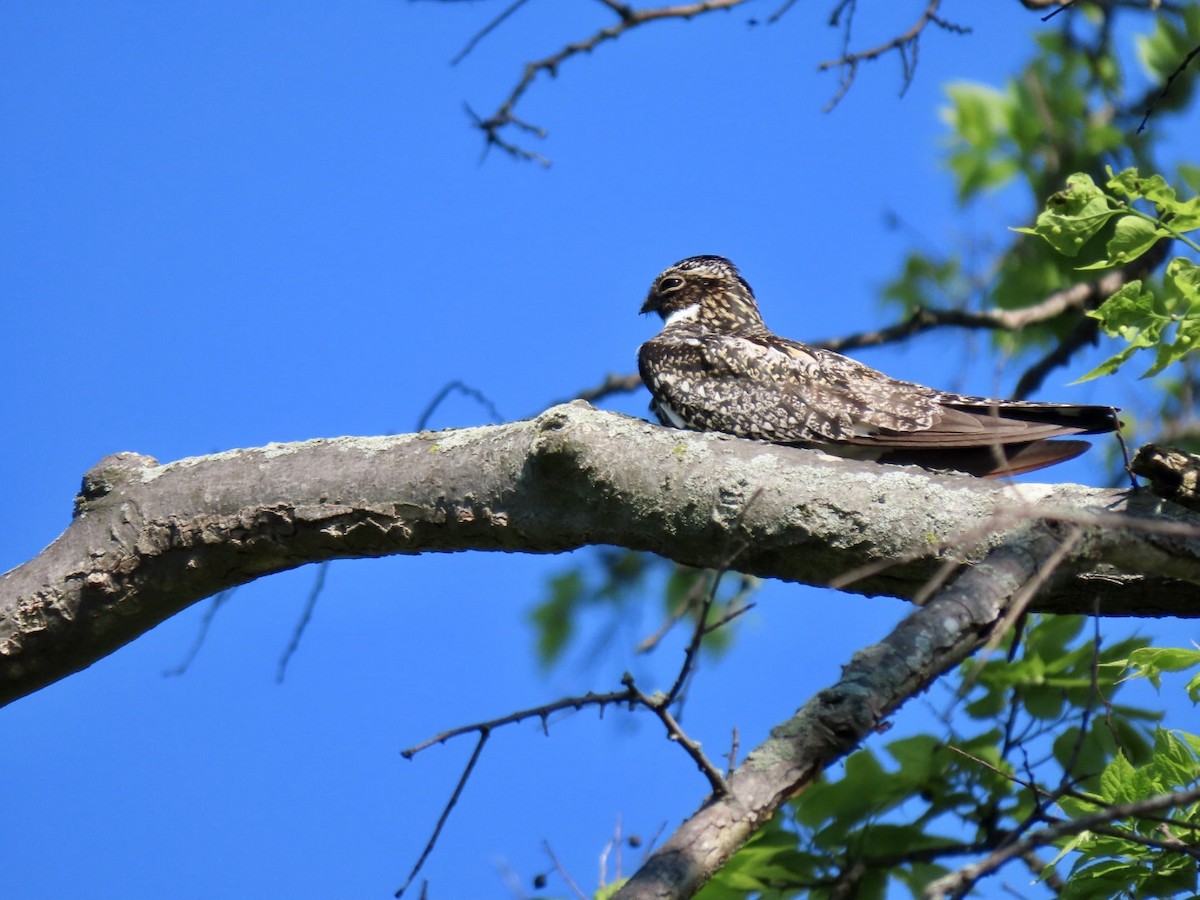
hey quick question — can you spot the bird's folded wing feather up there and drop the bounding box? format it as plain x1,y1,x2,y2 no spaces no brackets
639,332,1105,448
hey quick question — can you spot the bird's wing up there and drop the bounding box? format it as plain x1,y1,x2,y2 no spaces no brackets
638,331,942,443
638,332,1111,448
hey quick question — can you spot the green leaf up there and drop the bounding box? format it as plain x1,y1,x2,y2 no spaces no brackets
1085,279,1162,343
883,735,939,774
1137,11,1200,107
1075,214,1162,269
1016,173,1117,256
941,82,1019,200
1168,193,1200,231
1163,257,1200,315
1179,162,1200,195
1075,281,1163,381
1097,751,1138,804
1118,646,1200,690
1187,673,1200,704
529,570,583,667
701,822,816,897
1021,684,1066,720
1059,859,1146,900
1074,343,1139,383
1150,728,1200,789
1106,167,1146,200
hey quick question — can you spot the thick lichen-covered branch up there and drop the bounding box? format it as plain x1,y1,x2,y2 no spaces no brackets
2,402,1198,706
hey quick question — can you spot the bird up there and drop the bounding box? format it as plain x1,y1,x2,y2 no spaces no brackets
637,255,1120,477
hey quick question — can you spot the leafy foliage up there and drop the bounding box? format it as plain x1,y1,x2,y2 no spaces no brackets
889,6,1198,365
701,617,1200,899
1017,169,1200,380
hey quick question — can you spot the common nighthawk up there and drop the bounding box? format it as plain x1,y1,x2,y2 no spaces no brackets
637,256,1119,477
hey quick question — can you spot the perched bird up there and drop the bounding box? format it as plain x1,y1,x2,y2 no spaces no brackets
637,255,1119,477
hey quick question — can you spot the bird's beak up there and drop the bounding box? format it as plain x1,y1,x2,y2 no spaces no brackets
639,291,661,317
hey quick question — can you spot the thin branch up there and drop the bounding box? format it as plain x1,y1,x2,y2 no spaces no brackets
1138,38,1200,133
162,587,237,677
820,274,1122,354
276,561,328,683
817,0,970,111
414,379,504,431
724,727,740,778
544,840,589,900
448,0,533,66
395,489,769,881
923,786,1200,899
401,687,635,759
556,372,643,408
394,670,730,891
462,0,752,162
395,731,490,898
766,0,801,25
622,672,730,794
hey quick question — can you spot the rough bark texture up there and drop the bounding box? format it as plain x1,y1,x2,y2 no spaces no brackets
2,402,1198,709
614,524,1071,898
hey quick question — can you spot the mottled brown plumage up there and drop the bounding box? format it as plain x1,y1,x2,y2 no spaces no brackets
637,256,1119,477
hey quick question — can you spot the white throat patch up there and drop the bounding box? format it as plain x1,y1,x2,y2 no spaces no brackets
662,304,700,330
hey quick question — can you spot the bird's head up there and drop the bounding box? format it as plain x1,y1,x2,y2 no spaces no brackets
640,255,765,332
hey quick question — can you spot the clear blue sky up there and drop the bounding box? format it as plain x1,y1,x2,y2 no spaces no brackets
1,4,1194,898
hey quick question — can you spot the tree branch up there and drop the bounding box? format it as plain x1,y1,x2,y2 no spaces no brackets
924,785,1200,899
816,0,971,110
454,0,753,163
614,522,1076,898
4,403,1200,707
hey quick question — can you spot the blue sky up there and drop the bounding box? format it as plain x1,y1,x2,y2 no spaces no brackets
2,3,1196,898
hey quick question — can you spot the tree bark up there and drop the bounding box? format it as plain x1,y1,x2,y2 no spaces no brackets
2,402,1198,707
615,523,1073,899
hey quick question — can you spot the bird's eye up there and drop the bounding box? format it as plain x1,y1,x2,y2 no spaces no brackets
658,276,684,293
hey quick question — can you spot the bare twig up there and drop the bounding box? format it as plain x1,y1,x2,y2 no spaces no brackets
401,687,635,759
162,587,236,677
544,840,589,900
448,0,533,66
395,730,490,898
276,561,328,683
622,672,730,794
455,0,753,162
415,379,504,431
396,488,768,885
817,0,970,111
635,567,709,654
820,275,1120,354
556,372,644,408
1138,38,1200,133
